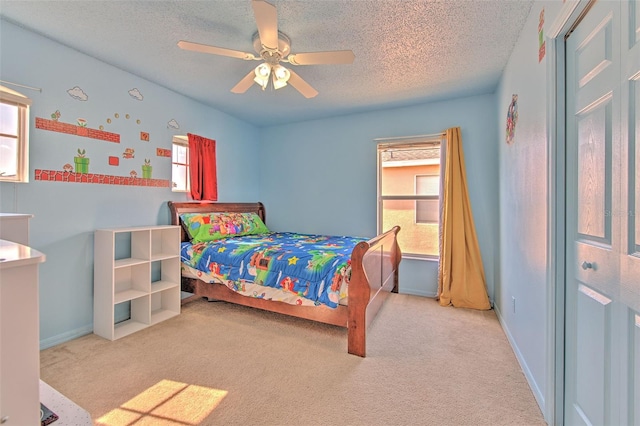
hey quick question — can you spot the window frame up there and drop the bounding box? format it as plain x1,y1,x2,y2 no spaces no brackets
0,86,31,183
376,137,442,260
171,135,190,193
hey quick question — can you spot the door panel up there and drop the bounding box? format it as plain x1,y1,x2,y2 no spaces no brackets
576,11,615,114
574,285,612,426
577,99,611,241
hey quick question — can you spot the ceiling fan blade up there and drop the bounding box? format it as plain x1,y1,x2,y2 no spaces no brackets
287,50,355,65
231,70,257,94
287,69,318,98
252,0,278,50
178,40,256,60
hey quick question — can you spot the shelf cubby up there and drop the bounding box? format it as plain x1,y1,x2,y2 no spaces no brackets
94,225,181,340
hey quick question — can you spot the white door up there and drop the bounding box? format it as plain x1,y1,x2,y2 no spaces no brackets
565,1,640,425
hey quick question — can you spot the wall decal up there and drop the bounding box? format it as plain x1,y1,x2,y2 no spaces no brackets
103,113,142,128
157,148,171,157
74,149,90,173
36,117,120,143
128,88,143,101
506,94,518,145
76,118,88,136
36,87,171,187
35,169,170,187
142,159,152,179
67,86,88,101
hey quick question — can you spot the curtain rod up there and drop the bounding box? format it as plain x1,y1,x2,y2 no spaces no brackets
0,80,42,92
373,132,444,142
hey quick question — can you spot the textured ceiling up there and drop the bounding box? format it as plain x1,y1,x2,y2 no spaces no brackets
0,0,534,127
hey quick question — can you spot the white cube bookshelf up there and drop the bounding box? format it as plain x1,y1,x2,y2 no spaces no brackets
94,225,180,340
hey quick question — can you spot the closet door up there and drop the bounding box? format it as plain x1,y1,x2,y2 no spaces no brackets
621,0,640,422
564,1,640,424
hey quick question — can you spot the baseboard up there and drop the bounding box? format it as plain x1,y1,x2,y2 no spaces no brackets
494,306,546,415
39,324,93,350
398,289,494,309
399,288,437,298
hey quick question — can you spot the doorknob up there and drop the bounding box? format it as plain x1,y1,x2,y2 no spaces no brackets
581,261,593,270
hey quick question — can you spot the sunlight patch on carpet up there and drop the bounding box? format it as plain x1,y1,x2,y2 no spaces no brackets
95,379,227,425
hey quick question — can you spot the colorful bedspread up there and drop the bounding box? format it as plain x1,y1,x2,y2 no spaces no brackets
180,232,366,308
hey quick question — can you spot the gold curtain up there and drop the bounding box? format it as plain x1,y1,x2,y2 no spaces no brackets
438,127,491,310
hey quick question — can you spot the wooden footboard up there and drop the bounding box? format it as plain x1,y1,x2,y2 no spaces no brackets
167,201,401,357
348,225,401,356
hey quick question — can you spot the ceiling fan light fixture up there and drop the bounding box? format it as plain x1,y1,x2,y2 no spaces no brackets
273,64,290,81
254,63,271,89
272,64,290,89
272,73,287,90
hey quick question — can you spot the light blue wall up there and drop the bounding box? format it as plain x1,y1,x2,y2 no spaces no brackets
495,1,563,420
259,94,499,298
0,20,261,348
2,19,500,346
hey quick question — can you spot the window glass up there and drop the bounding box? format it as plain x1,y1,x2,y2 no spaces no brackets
0,102,18,136
172,137,189,192
415,175,439,224
0,136,18,177
378,140,441,257
380,147,440,196
416,175,439,195
172,163,189,192
0,86,30,183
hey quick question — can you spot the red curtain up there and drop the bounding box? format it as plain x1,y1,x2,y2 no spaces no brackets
188,133,218,201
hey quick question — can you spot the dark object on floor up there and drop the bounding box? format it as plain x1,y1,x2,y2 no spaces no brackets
41,403,58,426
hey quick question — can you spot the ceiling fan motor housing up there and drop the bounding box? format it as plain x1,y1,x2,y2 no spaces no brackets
252,31,291,64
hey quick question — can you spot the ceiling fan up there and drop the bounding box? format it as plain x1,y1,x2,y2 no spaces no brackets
177,0,355,98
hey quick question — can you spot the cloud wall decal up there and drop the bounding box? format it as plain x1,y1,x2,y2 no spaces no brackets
128,88,143,101
67,86,88,101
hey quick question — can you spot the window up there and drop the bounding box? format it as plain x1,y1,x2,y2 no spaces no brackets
377,138,442,258
0,85,31,183
172,135,189,192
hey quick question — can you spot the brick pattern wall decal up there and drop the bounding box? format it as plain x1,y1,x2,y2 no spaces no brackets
35,169,170,187
36,117,120,143
156,148,171,157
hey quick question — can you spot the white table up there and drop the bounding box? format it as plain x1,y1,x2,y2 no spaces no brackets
39,381,92,425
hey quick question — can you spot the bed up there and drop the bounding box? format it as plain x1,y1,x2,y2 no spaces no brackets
168,201,401,357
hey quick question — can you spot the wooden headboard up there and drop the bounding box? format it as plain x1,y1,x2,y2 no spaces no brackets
167,201,266,242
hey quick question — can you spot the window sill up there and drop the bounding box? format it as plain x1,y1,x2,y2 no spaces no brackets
403,254,438,262
0,179,29,183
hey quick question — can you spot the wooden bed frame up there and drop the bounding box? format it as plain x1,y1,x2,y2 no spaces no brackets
168,201,402,357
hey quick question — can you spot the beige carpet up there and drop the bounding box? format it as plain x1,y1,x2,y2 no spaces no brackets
40,294,545,426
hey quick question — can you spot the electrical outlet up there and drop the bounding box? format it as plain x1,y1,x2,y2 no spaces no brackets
512,296,516,314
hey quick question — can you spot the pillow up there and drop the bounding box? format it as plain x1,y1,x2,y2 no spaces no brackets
180,212,269,243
